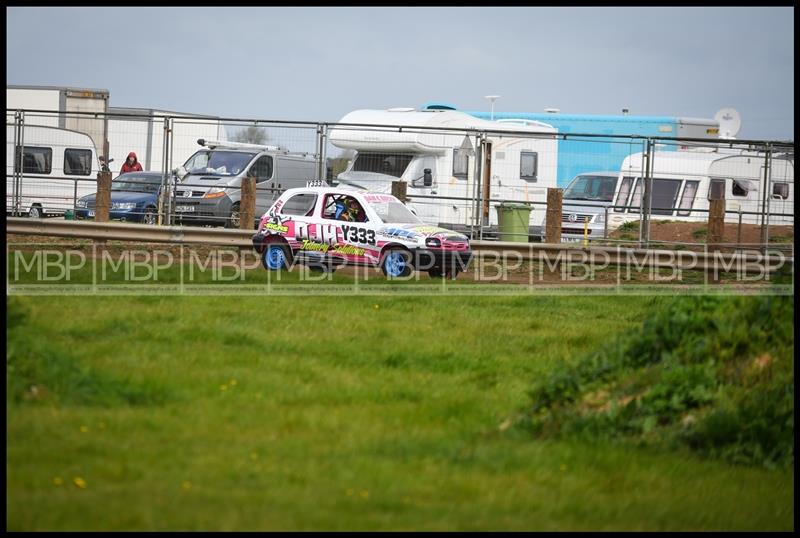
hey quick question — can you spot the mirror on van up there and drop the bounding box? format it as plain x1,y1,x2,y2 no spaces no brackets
423,168,433,187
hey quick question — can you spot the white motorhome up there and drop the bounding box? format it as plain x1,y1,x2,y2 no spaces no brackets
329,108,558,235
556,149,794,240
6,124,100,217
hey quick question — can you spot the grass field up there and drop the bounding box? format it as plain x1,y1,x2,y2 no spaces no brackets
6,294,794,531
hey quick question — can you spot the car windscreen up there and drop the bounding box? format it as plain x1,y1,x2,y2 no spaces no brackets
370,201,421,224
183,150,256,177
564,175,618,201
352,152,414,178
111,175,161,193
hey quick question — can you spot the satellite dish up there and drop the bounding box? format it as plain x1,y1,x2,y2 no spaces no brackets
714,108,741,139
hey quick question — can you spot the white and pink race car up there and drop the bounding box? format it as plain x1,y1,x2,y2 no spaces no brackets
251,187,473,278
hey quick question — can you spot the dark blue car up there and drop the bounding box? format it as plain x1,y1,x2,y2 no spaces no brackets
75,172,163,225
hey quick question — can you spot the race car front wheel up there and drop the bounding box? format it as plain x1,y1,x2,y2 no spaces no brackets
380,248,413,278
262,243,290,271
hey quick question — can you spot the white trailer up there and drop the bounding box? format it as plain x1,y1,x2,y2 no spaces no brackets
6,123,100,217
7,85,110,158
329,108,558,234
604,149,794,230
106,107,229,175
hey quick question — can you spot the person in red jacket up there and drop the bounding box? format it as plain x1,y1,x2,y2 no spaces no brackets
120,152,143,173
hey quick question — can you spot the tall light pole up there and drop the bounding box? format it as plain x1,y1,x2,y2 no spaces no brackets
484,95,500,121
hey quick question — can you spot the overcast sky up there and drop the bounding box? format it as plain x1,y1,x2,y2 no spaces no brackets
6,6,795,140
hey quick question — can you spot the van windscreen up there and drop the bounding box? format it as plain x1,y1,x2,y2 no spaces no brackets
563,175,618,201
183,150,256,176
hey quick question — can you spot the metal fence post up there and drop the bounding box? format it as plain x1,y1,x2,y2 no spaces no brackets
639,138,653,248
736,208,743,252
760,144,772,253
317,124,328,180
12,110,20,217
471,132,483,239
707,198,725,283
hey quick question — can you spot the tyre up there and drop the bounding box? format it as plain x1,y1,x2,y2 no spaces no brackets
261,243,291,271
143,207,157,225
226,203,240,229
28,205,43,219
380,248,413,278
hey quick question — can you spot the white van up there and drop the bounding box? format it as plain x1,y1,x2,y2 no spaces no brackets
6,124,100,218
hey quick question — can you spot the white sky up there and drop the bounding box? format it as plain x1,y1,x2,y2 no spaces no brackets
6,6,795,140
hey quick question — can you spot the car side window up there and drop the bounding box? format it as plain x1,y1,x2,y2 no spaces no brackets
322,194,368,223
280,193,317,216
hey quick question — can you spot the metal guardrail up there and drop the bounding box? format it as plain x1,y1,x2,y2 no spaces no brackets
6,218,793,273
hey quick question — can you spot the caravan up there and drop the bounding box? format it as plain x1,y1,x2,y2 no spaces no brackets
555,150,794,240
6,124,100,217
329,108,558,236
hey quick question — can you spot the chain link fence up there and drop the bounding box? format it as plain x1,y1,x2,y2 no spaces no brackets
7,108,794,252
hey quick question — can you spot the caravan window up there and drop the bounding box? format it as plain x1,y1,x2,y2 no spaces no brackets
520,152,538,182
628,178,642,213
650,178,682,215
732,179,754,197
677,181,700,216
452,148,469,180
64,149,93,176
352,152,413,178
772,182,789,199
708,179,726,200
614,176,634,212
15,146,52,175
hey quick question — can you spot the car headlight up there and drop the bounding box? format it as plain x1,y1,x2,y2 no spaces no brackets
595,211,605,224
76,199,88,208
112,202,137,210
203,187,227,199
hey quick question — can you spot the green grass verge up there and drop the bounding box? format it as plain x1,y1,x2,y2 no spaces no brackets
523,296,794,469
6,295,794,531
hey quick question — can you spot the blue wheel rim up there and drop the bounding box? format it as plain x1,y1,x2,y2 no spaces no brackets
265,246,286,270
385,251,406,277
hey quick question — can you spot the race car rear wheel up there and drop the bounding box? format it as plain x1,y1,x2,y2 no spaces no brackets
380,248,412,278
262,243,290,271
